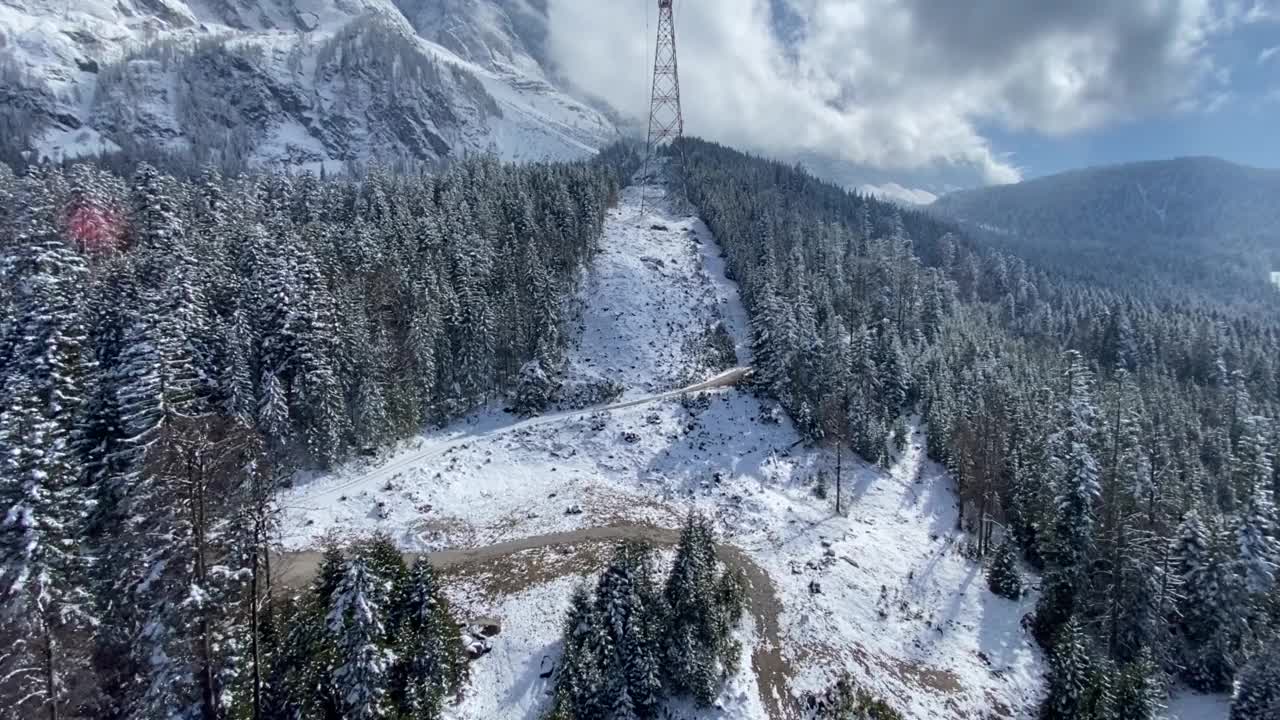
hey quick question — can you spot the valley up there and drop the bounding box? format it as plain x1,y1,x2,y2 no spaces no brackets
278,178,1046,719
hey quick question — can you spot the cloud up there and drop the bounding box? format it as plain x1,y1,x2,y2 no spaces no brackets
859,182,939,205
545,0,1238,186
1260,45,1280,63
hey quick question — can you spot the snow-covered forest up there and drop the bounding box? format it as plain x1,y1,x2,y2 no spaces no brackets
675,138,1280,719
0,145,639,718
2,135,1279,720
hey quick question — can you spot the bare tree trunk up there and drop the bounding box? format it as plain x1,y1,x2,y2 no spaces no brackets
44,614,59,720
835,441,843,516
189,447,219,720
250,538,262,720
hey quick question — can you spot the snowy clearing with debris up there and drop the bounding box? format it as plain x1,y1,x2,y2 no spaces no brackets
279,180,1048,719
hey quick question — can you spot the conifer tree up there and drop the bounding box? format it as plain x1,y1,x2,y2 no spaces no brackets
1231,640,1280,720
1041,617,1092,720
1035,352,1101,648
0,190,93,720
1113,648,1163,720
328,557,392,720
390,559,464,719
987,540,1023,600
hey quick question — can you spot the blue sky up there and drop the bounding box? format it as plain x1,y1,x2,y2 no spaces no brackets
991,19,1280,178
550,0,1280,195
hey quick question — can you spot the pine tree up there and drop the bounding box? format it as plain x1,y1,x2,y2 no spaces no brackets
1113,648,1164,720
389,559,464,719
594,542,664,719
0,193,94,719
987,540,1023,600
1175,511,1241,692
1231,640,1280,720
513,352,557,417
328,557,393,720
1235,418,1277,594
548,585,607,720
663,513,729,706
1080,657,1118,720
1034,351,1100,648
1041,617,1092,720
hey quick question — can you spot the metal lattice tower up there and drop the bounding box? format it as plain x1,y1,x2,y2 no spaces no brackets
646,0,683,151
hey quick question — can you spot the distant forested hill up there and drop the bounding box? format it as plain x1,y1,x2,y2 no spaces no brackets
930,157,1280,310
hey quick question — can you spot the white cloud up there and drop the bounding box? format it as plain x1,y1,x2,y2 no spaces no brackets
859,182,939,205
545,0,1237,186
1260,45,1280,63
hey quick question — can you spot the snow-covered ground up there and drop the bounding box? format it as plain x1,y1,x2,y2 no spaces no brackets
1168,690,1232,720
1,0,616,166
280,180,1047,719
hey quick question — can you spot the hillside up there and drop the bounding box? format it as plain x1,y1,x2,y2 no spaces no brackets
929,157,1280,308
0,0,618,169
278,175,1047,719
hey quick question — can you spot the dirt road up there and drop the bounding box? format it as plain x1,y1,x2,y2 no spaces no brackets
275,521,794,720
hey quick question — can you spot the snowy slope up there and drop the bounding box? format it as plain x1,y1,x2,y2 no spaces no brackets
0,0,617,166
278,177,1046,719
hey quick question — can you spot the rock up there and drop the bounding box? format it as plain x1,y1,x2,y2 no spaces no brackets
539,655,556,679
824,547,836,557
809,580,822,595
564,504,583,515
650,223,669,231
621,431,641,443
474,618,502,637
466,638,491,660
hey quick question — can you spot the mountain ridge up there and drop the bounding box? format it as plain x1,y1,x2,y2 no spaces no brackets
0,0,620,170
930,155,1280,307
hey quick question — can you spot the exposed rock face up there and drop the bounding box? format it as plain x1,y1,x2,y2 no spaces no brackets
0,0,618,167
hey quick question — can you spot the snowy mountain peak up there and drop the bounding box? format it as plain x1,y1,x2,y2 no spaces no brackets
0,0,618,168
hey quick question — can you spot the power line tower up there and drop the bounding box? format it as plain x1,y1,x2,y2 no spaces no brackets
646,0,683,151
641,0,683,213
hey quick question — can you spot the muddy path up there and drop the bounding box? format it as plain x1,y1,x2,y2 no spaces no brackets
275,522,795,720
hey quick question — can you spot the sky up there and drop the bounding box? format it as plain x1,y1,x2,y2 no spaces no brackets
544,0,1280,200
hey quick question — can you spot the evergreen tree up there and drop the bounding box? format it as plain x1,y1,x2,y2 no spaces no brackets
1175,511,1241,692
1113,648,1164,720
1231,640,1280,720
1034,352,1101,648
1041,617,1092,720
1235,418,1277,595
986,540,1023,600
389,559,465,719
662,513,741,706
0,193,93,719
328,557,392,720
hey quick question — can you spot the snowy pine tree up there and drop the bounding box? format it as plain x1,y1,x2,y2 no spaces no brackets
987,540,1023,600
1235,418,1277,594
1113,648,1164,720
0,191,94,718
1041,617,1092,720
1231,640,1280,720
1034,351,1101,648
389,559,464,720
329,557,393,720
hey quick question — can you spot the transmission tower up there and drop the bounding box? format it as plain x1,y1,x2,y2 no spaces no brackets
646,0,683,150
641,0,683,213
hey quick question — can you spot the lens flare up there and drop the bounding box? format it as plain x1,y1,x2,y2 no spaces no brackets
67,204,125,255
